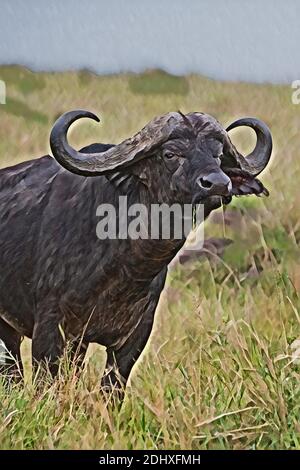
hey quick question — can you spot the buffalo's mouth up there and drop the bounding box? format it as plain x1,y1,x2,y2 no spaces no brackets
192,167,269,206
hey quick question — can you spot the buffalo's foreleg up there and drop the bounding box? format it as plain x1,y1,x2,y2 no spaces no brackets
101,267,168,399
102,309,155,399
0,317,23,382
31,302,89,378
31,307,65,377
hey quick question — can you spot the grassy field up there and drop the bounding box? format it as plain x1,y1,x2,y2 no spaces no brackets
0,66,300,450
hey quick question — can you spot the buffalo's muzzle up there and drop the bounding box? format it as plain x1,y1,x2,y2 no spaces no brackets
196,172,232,197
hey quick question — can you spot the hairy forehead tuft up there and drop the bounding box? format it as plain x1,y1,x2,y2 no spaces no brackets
186,112,226,137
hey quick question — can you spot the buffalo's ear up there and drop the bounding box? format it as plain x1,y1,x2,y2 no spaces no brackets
224,167,269,197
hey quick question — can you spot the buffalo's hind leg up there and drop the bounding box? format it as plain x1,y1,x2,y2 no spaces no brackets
101,267,168,400
0,317,23,382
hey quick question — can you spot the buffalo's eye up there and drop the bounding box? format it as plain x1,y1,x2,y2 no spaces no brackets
216,153,223,159
163,150,177,159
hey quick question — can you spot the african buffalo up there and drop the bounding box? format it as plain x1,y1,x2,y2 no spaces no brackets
0,110,272,394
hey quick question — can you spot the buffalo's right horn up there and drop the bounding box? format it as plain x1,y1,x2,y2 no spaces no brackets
226,117,272,176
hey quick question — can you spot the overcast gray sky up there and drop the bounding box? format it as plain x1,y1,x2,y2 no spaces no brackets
0,0,298,83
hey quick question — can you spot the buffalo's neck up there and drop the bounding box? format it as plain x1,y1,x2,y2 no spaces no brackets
120,184,187,281
90,173,187,283
124,237,186,282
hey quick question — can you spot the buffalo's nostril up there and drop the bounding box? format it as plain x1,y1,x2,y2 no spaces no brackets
197,172,232,196
198,177,213,189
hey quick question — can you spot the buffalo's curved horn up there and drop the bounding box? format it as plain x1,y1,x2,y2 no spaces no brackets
50,110,182,176
226,117,272,176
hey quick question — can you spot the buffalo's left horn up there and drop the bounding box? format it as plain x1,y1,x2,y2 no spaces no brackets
226,117,272,176
50,110,183,176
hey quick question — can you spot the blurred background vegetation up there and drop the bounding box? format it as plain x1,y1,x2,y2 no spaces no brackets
0,66,300,450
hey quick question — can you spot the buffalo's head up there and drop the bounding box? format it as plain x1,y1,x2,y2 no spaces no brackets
50,110,272,216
